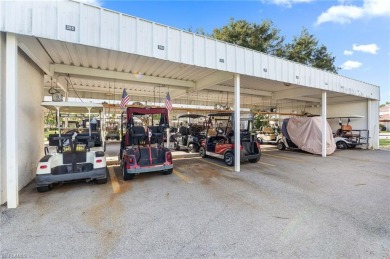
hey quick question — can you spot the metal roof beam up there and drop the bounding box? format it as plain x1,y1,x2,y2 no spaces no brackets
327,95,366,104
286,97,321,103
210,85,272,97
171,71,232,99
272,87,321,100
51,64,195,88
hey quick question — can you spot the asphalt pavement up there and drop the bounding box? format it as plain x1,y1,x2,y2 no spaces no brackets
1,147,389,258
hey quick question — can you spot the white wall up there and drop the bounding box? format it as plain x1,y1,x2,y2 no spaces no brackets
17,50,44,190
327,101,368,132
1,45,46,204
0,32,6,204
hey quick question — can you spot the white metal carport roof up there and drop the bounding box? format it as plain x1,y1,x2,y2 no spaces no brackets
1,0,379,108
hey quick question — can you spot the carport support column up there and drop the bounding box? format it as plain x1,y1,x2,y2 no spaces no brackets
234,74,240,172
368,99,379,149
6,33,18,208
321,91,327,158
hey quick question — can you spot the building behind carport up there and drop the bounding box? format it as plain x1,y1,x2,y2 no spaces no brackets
0,0,380,208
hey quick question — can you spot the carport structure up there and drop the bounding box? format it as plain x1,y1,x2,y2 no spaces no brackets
0,0,379,208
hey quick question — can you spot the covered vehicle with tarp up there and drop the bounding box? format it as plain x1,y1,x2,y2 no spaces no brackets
277,117,336,155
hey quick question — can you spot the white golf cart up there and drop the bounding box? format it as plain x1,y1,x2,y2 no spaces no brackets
36,102,107,192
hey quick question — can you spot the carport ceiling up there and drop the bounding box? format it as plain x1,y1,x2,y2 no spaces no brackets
30,37,364,110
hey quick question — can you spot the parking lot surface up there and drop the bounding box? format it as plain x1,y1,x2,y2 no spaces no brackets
1,147,389,258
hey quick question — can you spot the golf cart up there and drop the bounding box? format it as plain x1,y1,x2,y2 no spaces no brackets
36,102,107,192
255,125,281,144
199,112,261,166
277,117,336,155
331,117,369,149
82,118,102,146
120,107,173,180
173,114,207,153
105,120,120,141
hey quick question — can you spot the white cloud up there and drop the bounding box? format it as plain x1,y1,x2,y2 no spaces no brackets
262,0,313,8
343,50,353,55
340,60,362,70
352,43,379,54
316,0,390,25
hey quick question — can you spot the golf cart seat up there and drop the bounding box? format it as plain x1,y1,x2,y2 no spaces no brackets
179,126,190,135
131,126,146,145
208,135,226,144
339,125,359,138
148,126,163,144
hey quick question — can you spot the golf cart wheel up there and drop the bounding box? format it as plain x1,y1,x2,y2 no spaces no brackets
188,144,197,153
248,157,260,163
162,168,173,175
174,141,180,151
95,170,108,184
336,141,348,149
37,184,53,193
277,141,286,150
199,146,207,158
123,165,135,181
224,151,234,166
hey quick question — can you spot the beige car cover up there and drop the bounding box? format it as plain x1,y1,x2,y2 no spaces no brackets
286,117,336,155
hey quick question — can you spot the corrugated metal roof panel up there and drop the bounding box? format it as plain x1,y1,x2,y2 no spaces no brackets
1,0,380,101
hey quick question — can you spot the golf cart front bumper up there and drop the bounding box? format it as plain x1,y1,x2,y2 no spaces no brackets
35,167,107,187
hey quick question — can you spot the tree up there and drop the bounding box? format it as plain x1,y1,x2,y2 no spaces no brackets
283,28,337,73
210,19,337,73
187,26,208,36
211,18,284,56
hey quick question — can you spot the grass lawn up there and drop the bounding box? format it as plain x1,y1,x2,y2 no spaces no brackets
379,139,390,148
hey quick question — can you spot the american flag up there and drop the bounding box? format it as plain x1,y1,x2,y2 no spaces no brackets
120,88,130,110
165,92,173,112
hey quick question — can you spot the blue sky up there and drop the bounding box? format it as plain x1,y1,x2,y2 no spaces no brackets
85,0,390,104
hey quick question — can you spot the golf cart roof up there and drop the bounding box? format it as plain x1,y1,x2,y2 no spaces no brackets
208,112,254,121
208,112,233,117
41,101,103,113
126,107,168,115
178,114,207,119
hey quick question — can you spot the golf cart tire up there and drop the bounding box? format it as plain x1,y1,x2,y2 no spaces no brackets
224,151,234,166
162,168,173,175
277,141,286,150
95,170,108,184
199,146,207,158
123,165,135,181
188,144,197,153
336,141,348,150
37,184,52,193
248,157,260,163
